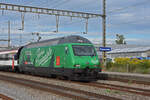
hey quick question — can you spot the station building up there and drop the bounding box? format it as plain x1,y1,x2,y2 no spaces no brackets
94,44,150,61
107,47,150,61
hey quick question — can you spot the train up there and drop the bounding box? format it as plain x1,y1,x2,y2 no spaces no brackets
3,35,102,81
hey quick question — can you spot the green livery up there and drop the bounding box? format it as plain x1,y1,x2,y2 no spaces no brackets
16,35,101,81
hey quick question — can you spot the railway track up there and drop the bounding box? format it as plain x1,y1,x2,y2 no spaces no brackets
0,71,150,99
0,74,121,100
33,75,150,97
99,72,150,85
49,78,150,97
108,77,150,85
66,81,150,97
89,82,150,97
0,94,13,100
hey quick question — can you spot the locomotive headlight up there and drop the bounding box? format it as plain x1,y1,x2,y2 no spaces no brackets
74,64,80,67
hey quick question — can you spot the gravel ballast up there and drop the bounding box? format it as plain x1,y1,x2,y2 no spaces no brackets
0,80,70,100
0,71,150,100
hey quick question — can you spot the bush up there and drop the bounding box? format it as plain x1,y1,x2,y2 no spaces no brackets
106,61,113,70
105,58,150,74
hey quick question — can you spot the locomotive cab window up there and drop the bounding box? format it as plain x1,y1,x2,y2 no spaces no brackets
72,45,96,56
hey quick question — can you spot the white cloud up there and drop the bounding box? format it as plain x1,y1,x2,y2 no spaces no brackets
126,38,139,42
0,29,30,34
111,13,135,22
88,37,115,45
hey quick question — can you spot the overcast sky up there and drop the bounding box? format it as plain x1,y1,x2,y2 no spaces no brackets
0,0,150,46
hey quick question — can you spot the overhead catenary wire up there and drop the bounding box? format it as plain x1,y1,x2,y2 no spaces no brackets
30,0,54,8
51,0,71,8
82,0,150,14
105,0,150,35
0,1,102,38
55,18,85,33
0,0,100,46
108,0,150,14
2,0,149,46
107,15,150,28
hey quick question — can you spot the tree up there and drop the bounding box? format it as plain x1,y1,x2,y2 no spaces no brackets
115,34,126,44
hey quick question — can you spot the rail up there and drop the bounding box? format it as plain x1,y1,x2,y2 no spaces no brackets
0,74,121,100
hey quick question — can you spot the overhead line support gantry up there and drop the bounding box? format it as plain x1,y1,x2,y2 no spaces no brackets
0,3,102,18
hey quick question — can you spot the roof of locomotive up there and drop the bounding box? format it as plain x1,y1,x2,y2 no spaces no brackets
24,35,92,48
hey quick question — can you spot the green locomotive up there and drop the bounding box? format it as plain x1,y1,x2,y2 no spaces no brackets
15,35,101,81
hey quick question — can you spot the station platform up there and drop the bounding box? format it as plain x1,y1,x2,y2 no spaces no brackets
99,71,150,83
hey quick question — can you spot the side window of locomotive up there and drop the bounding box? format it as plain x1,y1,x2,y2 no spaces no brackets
27,55,30,62
25,51,31,62
65,47,69,55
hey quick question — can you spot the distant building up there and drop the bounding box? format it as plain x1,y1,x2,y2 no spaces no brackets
94,44,150,61
107,47,150,61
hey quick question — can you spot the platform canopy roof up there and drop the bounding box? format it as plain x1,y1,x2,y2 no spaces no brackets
108,47,150,54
